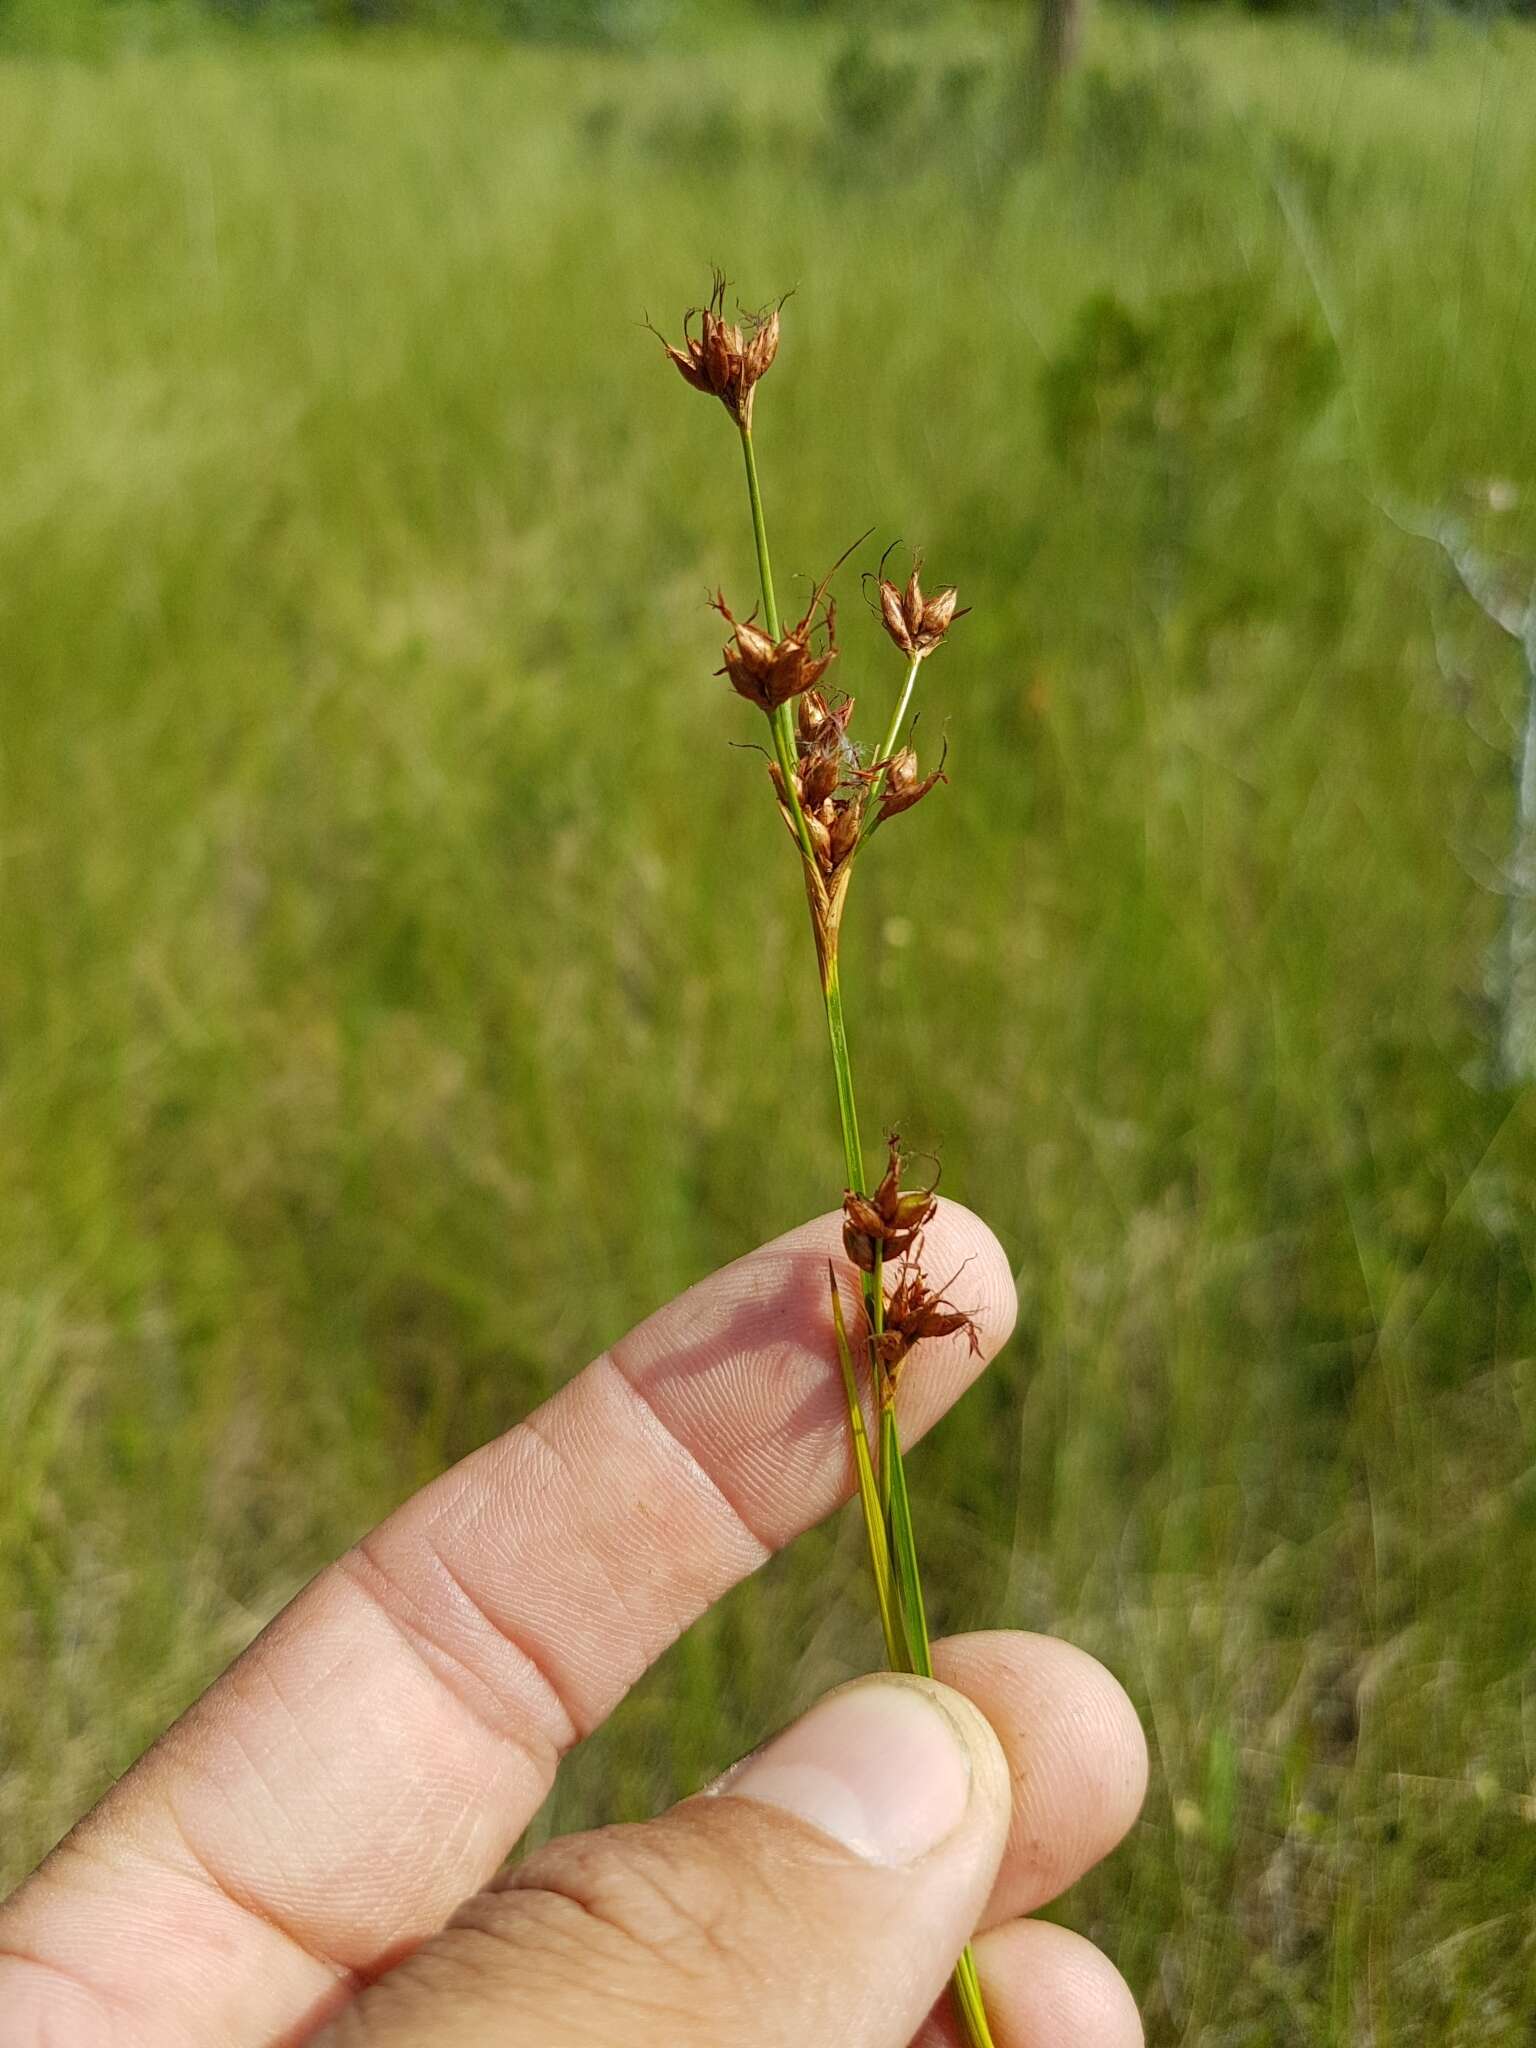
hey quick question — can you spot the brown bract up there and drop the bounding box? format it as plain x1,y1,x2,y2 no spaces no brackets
654,272,781,430
713,591,837,714
877,561,968,660
842,1134,939,1273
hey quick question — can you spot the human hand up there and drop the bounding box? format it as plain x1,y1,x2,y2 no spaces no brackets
0,1203,1147,2047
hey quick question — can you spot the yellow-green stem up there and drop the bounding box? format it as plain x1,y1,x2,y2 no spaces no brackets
951,1949,995,2047
828,1269,903,1670
822,956,866,1202
882,1406,933,1675
822,956,884,1407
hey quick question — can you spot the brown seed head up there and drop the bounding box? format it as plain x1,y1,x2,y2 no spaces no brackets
742,304,780,390
792,691,866,880
796,687,855,747
839,1136,940,1274
874,1247,982,1381
842,1224,879,1273
796,691,857,768
654,273,783,429
874,738,948,824
875,555,969,661
922,584,960,637
712,590,837,714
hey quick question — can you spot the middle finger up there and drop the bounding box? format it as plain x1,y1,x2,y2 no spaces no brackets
930,1630,1147,1927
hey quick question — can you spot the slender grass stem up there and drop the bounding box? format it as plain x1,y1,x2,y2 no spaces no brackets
951,1949,995,2047
873,653,923,792
739,425,780,638
822,957,866,1200
829,1269,903,1670
862,651,925,846
732,418,996,2048
882,1407,933,1676
822,962,885,1452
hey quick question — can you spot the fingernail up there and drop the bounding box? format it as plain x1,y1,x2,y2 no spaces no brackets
721,1678,974,1866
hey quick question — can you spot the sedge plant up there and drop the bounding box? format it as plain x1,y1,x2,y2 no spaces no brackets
655,274,997,2048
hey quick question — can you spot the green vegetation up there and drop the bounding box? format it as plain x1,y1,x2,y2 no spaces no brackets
4,0,1535,58
3,12,1535,2041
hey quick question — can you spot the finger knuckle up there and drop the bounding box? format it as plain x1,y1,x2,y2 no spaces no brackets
477,1818,774,1990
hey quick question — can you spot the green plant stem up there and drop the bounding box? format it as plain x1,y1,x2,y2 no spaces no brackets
862,651,924,844
874,653,924,786
739,424,780,638
733,418,995,2048
882,1406,933,1674
822,956,866,1201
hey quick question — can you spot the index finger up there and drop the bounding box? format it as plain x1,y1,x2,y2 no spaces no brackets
0,1202,1016,2048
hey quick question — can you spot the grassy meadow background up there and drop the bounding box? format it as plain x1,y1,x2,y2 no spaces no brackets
4,5,1536,2039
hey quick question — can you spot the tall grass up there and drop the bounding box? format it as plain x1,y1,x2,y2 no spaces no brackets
2,14,1535,2042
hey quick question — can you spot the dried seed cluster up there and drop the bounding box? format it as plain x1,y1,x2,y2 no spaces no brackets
660,275,979,1402
713,590,836,714
736,603,952,895
842,1138,981,1400
664,278,963,899
654,272,781,430
876,560,969,661
876,1259,983,1376
708,570,951,891
772,688,867,880
843,1133,937,1273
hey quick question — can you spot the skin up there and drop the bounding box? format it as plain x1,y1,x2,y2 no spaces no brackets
0,1201,1148,2048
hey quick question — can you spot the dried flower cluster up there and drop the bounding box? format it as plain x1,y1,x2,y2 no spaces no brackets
843,1137,981,1400
708,569,954,951
712,590,836,713
876,559,970,661
655,272,781,429
842,1133,937,1272
771,688,865,880
875,1258,983,1378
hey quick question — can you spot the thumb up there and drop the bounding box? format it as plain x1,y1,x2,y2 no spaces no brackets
318,1675,1012,2048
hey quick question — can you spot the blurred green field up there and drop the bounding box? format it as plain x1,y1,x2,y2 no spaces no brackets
3,9,1536,2041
